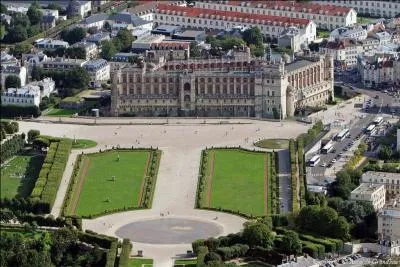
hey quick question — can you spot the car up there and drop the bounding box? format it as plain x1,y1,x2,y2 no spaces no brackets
321,162,327,167
331,158,337,163
347,134,351,138
327,163,333,168
344,147,349,151
331,149,336,153
384,90,388,93
375,95,379,99
339,152,344,156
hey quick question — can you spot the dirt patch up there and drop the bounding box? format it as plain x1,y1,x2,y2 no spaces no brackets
263,155,269,215
205,151,216,207
71,156,90,215
137,152,151,207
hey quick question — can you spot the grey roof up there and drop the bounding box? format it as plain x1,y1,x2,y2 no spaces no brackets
285,60,312,72
42,15,56,24
110,12,148,27
153,25,181,32
82,13,109,24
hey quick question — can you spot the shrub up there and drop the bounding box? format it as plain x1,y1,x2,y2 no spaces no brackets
1,105,41,118
118,239,132,267
0,134,25,163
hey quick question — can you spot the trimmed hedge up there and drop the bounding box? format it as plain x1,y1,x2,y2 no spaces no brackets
274,152,280,214
106,241,118,267
299,234,337,253
0,134,25,163
30,137,72,213
301,240,325,258
118,239,132,267
139,149,161,209
297,138,306,208
289,139,300,212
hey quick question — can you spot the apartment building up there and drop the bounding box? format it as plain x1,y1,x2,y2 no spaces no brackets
314,0,400,18
1,51,18,67
154,3,317,44
378,197,400,244
350,183,386,211
71,41,99,60
1,86,41,107
195,0,356,30
40,58,88,71
35,39,69,50
320,39,363,69
361,172,400,198
84,59,110,85
329,26,367,41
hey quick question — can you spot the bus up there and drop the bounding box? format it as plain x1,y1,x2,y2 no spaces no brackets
335,128,350,141
321,141,334,154
309,155,321,167
373,117,384,125
366,124,376,134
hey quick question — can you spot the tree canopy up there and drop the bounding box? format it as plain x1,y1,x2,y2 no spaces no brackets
280,230,302,255
27,2,43,25
61,27,87,44
242,222,274,249
115,28,135,52
100,40,116,60
5,75,21,89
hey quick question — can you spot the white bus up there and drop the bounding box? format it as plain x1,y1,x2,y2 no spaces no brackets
366,124,376,134
335,128,350,141
321,141,334,154
373,117,384,125
309,155,321,167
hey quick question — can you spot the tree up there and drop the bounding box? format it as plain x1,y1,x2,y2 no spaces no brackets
65,47,86,59
204,252,221,265
28,129,40,143
0,3,7,14
11,42,33,57
100,40,116,60
243,26,263,46
5,75,21,89
39,96,50,111
61,27,87,44
0,24,6,40
242,222,274,249
280,230,302,255
190,41,202,58
68,67,90,89
330,216,350,240
115,29,134,52
27,2,43,25
33,137,50,150
11,13,30,28
249,44,265,57
6,24,28,43
378,145,392,160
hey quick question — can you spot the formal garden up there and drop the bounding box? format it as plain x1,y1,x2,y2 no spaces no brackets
63,148,161,218
196,148,278,217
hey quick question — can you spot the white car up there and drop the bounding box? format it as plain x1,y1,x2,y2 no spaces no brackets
331,158,337,163
321,162,327,167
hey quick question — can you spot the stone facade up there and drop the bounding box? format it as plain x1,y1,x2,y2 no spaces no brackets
111,47,333,118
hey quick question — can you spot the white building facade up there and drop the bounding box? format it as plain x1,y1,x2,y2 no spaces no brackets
1,66,27,88
350,183,386,211
84,59,110,85
1,86,40,107
361,172,400,199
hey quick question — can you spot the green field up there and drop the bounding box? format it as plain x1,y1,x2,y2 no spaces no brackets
255,139,289,149
174,259,197,267
72,139,98,149
201,149,271,216
44,108,77,116
1,153,44,198
357,16,373,24
129,258,153,267
67,150,151,217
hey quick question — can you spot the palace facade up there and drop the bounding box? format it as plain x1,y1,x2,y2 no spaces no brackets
111,47,334,118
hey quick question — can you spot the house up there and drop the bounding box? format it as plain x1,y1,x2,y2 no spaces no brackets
39,8,59,20
373,31,392,45
131,34,166,53
85,32,111,46
40,15,56,31
1,51,18,67
78,13,109,30
278,27,303,53
1,87,40,107
71,41,98,59
35,39,69,50
22,51,48,80
1,65,27,88
109,11,153,32
361,172,400,199
84,59,110,86
329,26,367,41
378,197,400,244
68,0,92,18
40,57,88,71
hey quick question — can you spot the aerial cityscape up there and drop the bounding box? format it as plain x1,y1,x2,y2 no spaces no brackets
0,1,399,267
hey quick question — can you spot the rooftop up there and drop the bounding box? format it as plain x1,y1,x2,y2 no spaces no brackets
351,183,385,195
285,59,313,73
173,30,205,38
81,13,109,24
153,24,181,32
85,58,108,67
362,171,400,181
156,3,311,26
206,0,352,16
110,11,150,27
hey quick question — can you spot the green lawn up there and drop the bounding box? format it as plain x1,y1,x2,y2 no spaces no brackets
255,139,289,149
174,259,197,267
1,153,44,198
357,16,373,24
44,108,77,117
128,258,153,267
202,149,271,216
72,139,97,149
317,29,330,38
71,150,150,217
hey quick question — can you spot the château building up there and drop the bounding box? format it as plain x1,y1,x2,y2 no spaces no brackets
111,47,334,118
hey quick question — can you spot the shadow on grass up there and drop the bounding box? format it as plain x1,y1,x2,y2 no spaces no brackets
16,153,45,198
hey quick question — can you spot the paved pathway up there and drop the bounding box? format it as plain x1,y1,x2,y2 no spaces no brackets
18,118,309,267
277,149,292,213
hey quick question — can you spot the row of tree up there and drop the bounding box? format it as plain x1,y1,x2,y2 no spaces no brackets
43,46,87,60
0,134,25,163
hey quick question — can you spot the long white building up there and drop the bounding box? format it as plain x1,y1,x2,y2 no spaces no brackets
154,3,317,44
195,0,356,30
1,86,41,107
314,0,400,19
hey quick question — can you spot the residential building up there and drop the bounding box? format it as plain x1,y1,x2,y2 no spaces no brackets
329,26,367,41
40,57,88,71
350,183,386,211
71,41,98,59
84,59,110,86
35,39,69,50
278,26,302,53
361,172,400,199
110,47,334,118
78,13,109,29
29,78,56,98
6,5,28,14
373,31,392,45
109,11,153,31
151,25,182,37
320,39,363,70
132,34,166,53
110,52,142,63
314,0,400,19
1,51,18,67
360,37,380,52
68,0,92,18
126,1,186,22
195,0,356,30
171,30,206,42
22,51,48,80
154,4,317,44
1,86,40,107
132,27,152,40
40,15,56,31
378,197,400,243
39,8,59,20
86,32,111,46
357,53,400,88
1,65,27,88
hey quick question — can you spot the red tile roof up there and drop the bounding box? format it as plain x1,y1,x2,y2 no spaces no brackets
156,3,311,26
205,0,352,16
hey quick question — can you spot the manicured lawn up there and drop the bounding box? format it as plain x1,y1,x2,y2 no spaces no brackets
44,108,77,116
174,259,197,267
202,149,271,216
128,258,153,267
72,139,97,149
317,29,330,38
357,16,373,24
255,139,289,149
1,153,44,198
70,150,151,217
